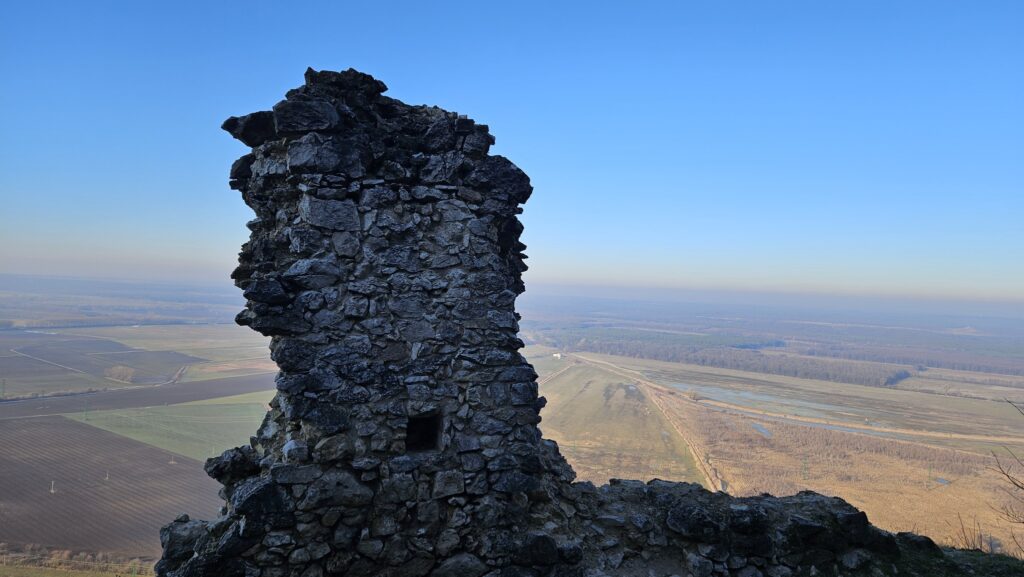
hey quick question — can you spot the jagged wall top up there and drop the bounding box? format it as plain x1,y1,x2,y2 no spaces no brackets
224,67,529,208
158,66,578,577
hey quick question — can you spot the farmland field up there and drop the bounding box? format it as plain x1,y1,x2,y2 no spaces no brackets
67,390,275,461
0,314,280,565
180,359,278,382
60,325,270,364
3,280,1023,564
894,367,1024,402
0,373,277,420
0,275,242,330
0,354,107,398
0,325,272,400
0,416,222,557
0,332,201,399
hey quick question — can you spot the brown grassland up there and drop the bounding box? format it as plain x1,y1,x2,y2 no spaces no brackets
529,347,1024,557
657,392,1016,551
537,360,703,484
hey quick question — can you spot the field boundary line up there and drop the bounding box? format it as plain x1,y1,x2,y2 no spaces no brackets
8,349,91,375
568,353,720,491
537,362,576,385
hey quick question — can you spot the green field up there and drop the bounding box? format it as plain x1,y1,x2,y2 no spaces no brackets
66,390,275,461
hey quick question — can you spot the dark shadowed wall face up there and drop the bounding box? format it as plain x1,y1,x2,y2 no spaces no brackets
157,68,576,577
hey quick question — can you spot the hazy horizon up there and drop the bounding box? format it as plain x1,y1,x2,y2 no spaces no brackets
1,1,1022,302
2,272,1022,321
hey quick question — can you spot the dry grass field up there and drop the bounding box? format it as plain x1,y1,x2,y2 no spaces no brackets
0,541,150,576
655,391,1018,548
896,367,1024,402
575,352,1024,450
549,350,1024,557
531,350,704,485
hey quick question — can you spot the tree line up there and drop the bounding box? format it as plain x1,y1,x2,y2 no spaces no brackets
540,331,916,388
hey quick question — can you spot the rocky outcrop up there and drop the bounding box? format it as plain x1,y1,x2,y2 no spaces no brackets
156,68,984,577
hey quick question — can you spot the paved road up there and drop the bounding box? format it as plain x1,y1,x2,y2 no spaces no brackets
0,372,276,420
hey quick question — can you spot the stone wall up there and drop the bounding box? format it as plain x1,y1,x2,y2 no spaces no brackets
157,69,961,577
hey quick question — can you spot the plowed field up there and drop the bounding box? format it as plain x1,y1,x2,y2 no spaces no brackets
0,416,222,558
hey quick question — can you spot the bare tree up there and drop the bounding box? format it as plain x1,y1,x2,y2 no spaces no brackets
993,400,1024,556
103,365,136,382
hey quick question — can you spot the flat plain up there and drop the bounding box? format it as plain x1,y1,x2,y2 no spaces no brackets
0,322,274,567
0,326,269,400
2,284,1023,566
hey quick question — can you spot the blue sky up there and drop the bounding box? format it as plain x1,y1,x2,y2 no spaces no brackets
1,1,1021,301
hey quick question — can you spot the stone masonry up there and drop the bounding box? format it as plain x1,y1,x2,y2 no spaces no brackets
156,69,960,577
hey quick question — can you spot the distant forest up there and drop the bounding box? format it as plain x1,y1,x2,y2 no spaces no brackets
530,328,916,388
795,345,1024,377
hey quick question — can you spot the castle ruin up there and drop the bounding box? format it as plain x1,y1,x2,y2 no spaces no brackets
156,69,954,577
